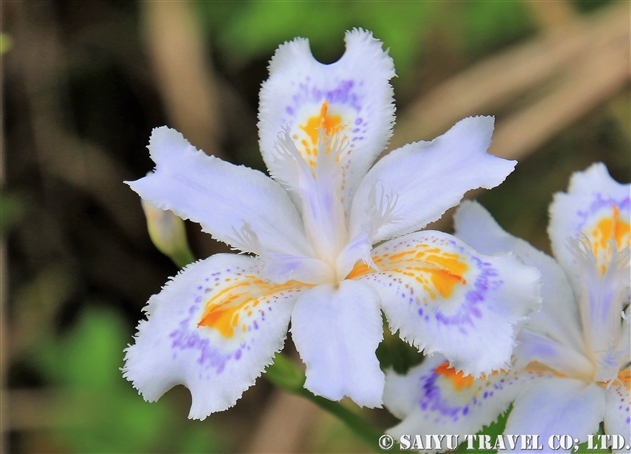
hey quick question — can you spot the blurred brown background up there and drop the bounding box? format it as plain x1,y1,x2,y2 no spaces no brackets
1,1,629,452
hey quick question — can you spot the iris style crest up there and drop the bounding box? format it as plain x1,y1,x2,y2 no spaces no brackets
384,164,630,452
123,29,541,419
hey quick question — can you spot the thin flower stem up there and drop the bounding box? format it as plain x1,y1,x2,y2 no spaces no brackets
265,352,384,452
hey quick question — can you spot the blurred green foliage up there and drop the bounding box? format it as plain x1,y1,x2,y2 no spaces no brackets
32,307,224,453
458,2,534,54
196,1,534,89
0,190,25,235
0,32,12,55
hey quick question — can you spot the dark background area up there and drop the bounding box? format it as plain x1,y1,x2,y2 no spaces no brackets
2,1,629,452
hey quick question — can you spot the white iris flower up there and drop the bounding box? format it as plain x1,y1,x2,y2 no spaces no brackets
123,29,541,420
385,164,630,452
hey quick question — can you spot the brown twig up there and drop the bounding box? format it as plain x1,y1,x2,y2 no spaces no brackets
491,37,629,160
390,2,630,152
393,2,629,233
141,1,223,159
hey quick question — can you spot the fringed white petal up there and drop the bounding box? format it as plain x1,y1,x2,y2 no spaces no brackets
290,279,384,407
123,254,304,419
349,116,515,243
259,28,396,212
350,230,541,376
548,163,630,281
384,355,548,453
128,127,311,256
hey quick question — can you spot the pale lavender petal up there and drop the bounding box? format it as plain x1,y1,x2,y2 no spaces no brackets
291,279,384,407
349,116,515,243
123,254,304,419
129,127,311,256
505,377,606,450
454,201,586,356
351,230,541,376
259,28,395,212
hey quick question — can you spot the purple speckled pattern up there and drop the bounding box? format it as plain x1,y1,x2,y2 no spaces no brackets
167,266,248,376
356,229,540,376
413,362,544,426
607,383,631,425
417,367,467,423
575,194,631,234
360,235,503,332
281,78,369,152
284,78,363,119
165,265,301,379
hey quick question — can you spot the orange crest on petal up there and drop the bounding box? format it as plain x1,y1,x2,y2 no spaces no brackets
198,276,300,338
586,204,630,274
435,361,475,391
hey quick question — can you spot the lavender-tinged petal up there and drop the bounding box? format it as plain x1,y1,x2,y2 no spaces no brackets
123,254,302,419
353,230,541,376
291,279,384,408
128,127,311,257
385,355,550,453
259,28,395,211
454,201,586,355
349,116,515,243
505,377,606,450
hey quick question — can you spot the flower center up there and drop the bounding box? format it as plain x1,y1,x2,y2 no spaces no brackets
266,127,369,285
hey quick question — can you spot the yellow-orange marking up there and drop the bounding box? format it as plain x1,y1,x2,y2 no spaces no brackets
389,250,416,261
435,361,474,391
297,101,345,167
428,268,467,298
589,205,630,274
523,362,566,377
346,245,469,298
198,277,304,338
299,101,343,150
346,262,372,280
618,368,631,391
